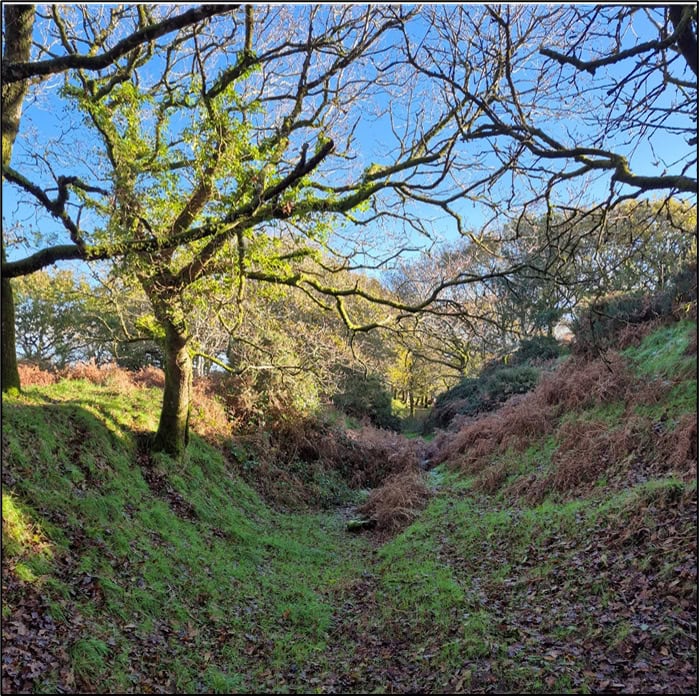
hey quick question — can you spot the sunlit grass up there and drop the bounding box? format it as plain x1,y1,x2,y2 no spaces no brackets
2,492,54,577
623,319,695,379
2,379,375,692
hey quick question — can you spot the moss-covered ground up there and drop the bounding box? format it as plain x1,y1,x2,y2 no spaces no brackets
2,320,696,693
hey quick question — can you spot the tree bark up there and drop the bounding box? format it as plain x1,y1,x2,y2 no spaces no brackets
669,5,698,77
151,320,193,459
1,269,20,393
2,5,35,394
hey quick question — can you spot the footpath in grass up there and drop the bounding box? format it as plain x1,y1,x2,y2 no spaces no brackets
3,319,697,693
1,380,375,693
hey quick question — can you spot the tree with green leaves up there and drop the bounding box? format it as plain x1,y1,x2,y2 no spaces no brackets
2,3,237,393
3,5,508,457
13,269,110,368
493,199,697,336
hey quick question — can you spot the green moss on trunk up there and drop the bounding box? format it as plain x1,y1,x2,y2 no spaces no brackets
151,321,192,459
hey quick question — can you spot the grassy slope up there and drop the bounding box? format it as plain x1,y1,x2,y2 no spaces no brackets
363,320,697,693
2,319,697,694
2,379,371,693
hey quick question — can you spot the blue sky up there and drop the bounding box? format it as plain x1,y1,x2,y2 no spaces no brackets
2,5,696,278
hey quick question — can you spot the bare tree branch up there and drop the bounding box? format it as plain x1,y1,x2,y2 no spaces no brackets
2,5,239,83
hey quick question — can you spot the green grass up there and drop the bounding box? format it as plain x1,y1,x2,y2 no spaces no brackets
3,319,696,694
623,319,695,379
372,472,694,688
634,378,697,427
620,320,697,429
2,380,373,693
70,638,111,685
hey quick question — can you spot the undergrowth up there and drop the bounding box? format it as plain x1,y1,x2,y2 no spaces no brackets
3,318,696,694
2,380,372,693
430,319,696,504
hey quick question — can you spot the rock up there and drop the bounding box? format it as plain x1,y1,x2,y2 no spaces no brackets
346,517,377,532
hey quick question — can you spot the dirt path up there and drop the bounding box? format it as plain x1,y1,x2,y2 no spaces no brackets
287,474,697,695
279,470,453,694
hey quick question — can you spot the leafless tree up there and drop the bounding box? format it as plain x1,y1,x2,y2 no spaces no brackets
3,5,695,456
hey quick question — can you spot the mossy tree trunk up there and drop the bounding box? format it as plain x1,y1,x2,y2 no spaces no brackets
1,269,20,394
2,5,35,394
151,318,193,459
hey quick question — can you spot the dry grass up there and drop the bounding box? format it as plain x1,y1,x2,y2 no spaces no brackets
546,419,639,493
60,360,135,391
357,466,431,531
18,360,166,392
505,410,698,505
431,393,554,475
614,319,664,350
658,414,697,476
501,473,542,504
537,352,632,411
432,334,697,506
131,366,165,389
341,425,425,487
211,390,428,507
473,459,514,495
432,353,634,480
190,380,232,443
632,379,672,409
17,362,58,387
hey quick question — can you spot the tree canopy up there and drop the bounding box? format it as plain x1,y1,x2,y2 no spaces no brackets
2,4,696,456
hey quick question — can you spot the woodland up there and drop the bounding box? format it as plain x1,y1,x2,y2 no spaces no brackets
1,4,697,694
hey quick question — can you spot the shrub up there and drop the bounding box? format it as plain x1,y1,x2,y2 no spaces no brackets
130,365,165,389
17,362,58,387
482,366,540,403
332,367,400,431
357,466,431,531
433,378,480,408
512,335,563,364
61,361,135,391
572,292,656,354
670,261,698,306
425,334,565,433
114,340,164,371
572,262,698,354
424,365,540,432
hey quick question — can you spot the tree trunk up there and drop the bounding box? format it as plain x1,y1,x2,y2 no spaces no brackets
1,270,20,394
152,320,193,459
2,5,35,394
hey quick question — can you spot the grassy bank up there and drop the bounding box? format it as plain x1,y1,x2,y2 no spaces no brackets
2,379,373,693
2,319,696,693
